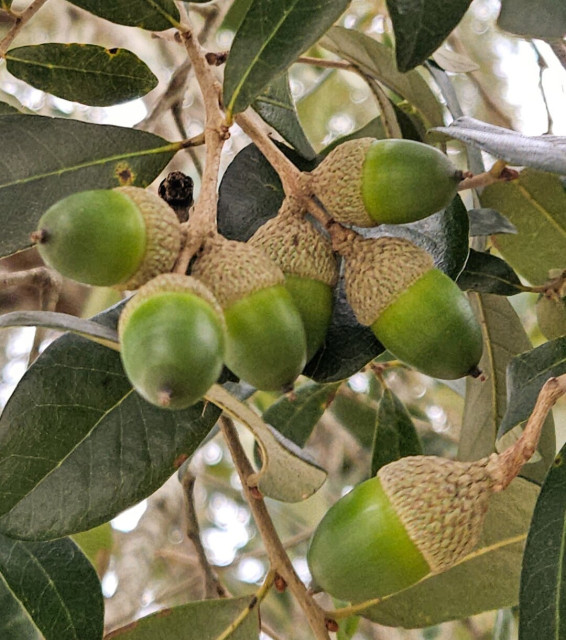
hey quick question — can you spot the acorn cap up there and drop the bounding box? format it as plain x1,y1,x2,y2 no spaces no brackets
118,272,225,337
310,138,375,227
378,455,495,573
340,234,434,326
190,235,285,308
249,199,338,287
115,186,182,291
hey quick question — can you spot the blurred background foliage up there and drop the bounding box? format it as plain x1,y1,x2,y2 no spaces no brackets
1,0,565,638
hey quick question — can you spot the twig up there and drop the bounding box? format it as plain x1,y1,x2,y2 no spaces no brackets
180,466,228,599
547,38,566,73
219,416,333,640
458,161,519,192
0,0,50,58
296,55,356,71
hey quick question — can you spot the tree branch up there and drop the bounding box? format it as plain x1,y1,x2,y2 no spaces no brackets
0,0,50,58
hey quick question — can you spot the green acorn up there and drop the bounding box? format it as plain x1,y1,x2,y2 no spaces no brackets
337,232,482,379
191,235,307,390
33,187,181,289
118,273,225,409
307,454,496,603
309,138,461,227
248,198,338,360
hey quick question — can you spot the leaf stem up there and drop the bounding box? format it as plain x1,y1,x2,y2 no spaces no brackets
0,0,50,58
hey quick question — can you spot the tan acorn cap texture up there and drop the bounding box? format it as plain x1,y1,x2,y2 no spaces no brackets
190,235,285,309
249,198,338,287
310,137,375,227
338,232,434,326
118,272,225,337
379,455,496,573
115,186,182,291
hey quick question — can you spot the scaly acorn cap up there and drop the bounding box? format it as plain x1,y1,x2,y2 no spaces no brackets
379,455,496,573
118,272,225,338
115,186,182,291
248,198,338,287
309,138,375,227
190,235,285,308
336,231,433,326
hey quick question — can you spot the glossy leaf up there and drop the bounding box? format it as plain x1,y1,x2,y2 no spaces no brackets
321,27,444,127
359,478,538,627
456,250,523,296
0,114,179,258
499,337,566,439
385,0,472,72
370,388,422,476
0,534,103,640
519,443,566,640
0,303,220,540
481,170,566,285
253,73,315,160
498,0,566,38
467,208,517,237
262,381,340,447
6,44,158,107
66,0,179,30
459,295,555,485
223,0,350,116
105,597,258,639
433,117,566,176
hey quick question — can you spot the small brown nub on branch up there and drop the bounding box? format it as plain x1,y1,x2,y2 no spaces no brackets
158,172,194,223
30,229,49,244
468,365,482,379
325,618,339,632
274,574,287,592
205,51,228,66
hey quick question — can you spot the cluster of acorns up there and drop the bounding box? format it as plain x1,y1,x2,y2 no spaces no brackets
33,138,499,604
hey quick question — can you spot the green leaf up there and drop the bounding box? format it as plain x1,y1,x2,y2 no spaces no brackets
498,0,566,38
6,44,158,107
519,443,566,639
253,73,315,160
371,388,422,476
499,337,566,438
0,114,179,258
481,169,566,285
0,101,20,115
467,208,517,237
0,534,103,640
106,597,258,639
385,0,472,72
320,27,444,127
0,304,220,540
359,478,538,627
456,250,523,296
262,381,340,447
433,116,566,176
66,0,179,30
459,295,555,485
331,393,380,450
221,0,254,32
72,522,113,572
223,0,350,116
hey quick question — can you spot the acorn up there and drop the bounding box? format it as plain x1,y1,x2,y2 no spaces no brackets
335,231,483,379
32,187,181,289
307,455,495,603
118,273,225,409
536,294,566,340
309,138,461,227
190,235,307,390
248,198,338,360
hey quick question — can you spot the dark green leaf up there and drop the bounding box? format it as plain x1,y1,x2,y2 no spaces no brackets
371,388,422,476
262,381,340,447
361,478,538,627
519,443,566,640
456,250,523,296
0,534,103,640
481,169,566,285
106,597,258,639
498,0,566,38
467,208,517,236
499,337,566,438
253,73,315,160
321,27,444,127
331,393,379,450
0,114,178,258
220,0,253,32
0,303,220,540
433,116,566,176
223,0,350,116
66,0,179,30
385,0,472,72
6,44,158,107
